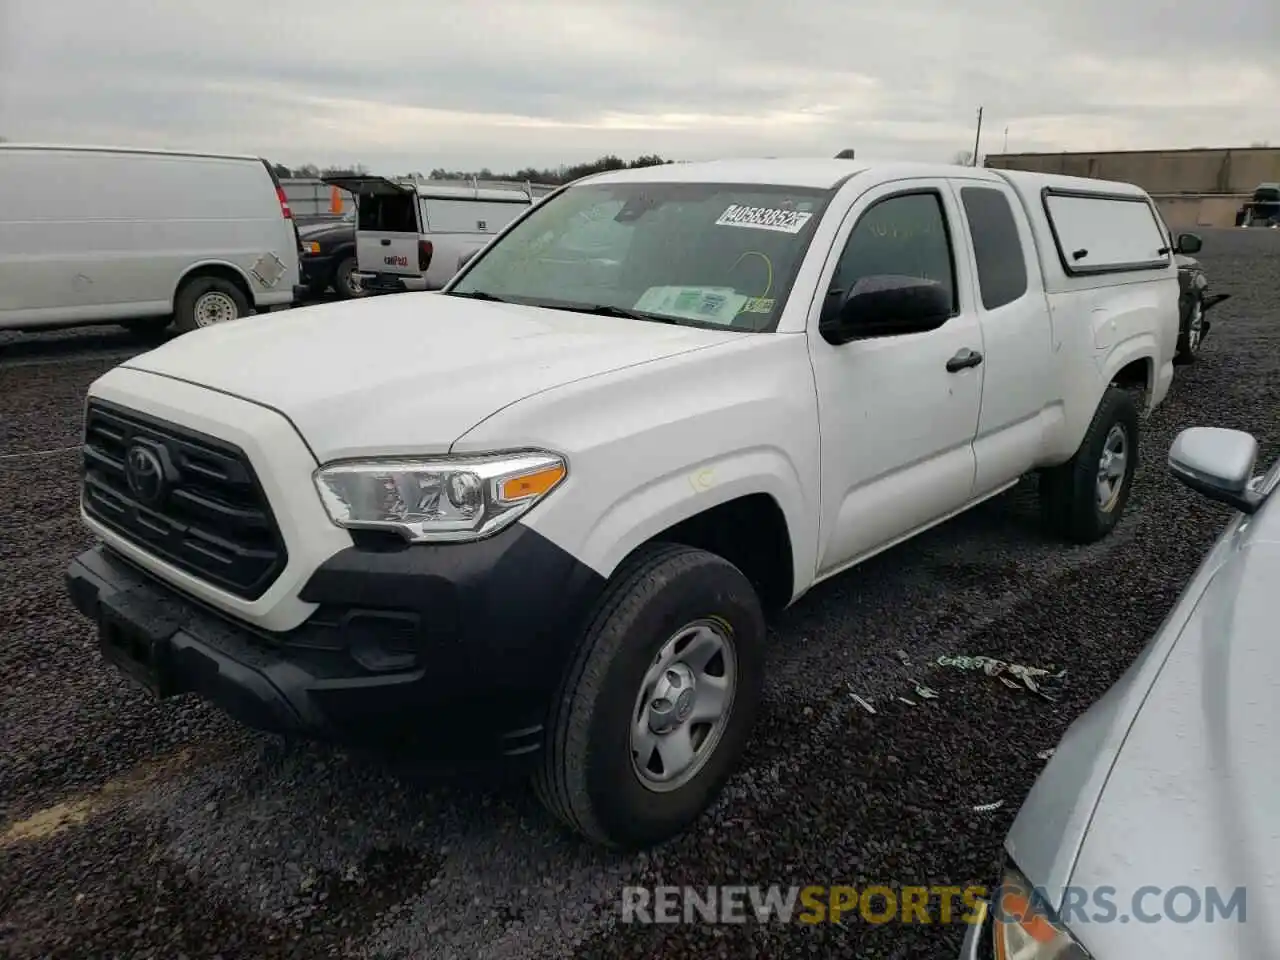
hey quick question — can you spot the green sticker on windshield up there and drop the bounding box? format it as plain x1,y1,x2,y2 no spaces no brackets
634,286,748,324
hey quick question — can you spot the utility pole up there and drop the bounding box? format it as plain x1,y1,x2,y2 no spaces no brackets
1003,126,1009,153
972,106,984,166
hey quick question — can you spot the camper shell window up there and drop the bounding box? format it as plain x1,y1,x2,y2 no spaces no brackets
357,193,419,233
1041,188,1170,277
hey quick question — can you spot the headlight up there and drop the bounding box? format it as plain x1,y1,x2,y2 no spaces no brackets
992,863,1091,959
302,241,322,255
314,451,566,543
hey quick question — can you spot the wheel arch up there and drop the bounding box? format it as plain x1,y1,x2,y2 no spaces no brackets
173,261,256,310
1102,337,1156,407
561,451,811,616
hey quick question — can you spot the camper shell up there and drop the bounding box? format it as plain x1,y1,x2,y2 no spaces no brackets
325,175,544,292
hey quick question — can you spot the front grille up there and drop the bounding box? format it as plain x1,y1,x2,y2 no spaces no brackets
81,400,288,601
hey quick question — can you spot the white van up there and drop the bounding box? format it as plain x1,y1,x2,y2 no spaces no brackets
0,144,301,334
324,176,534,293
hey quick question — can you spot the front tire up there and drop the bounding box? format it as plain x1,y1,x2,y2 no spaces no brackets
1039,387,1139,544
173,276,249,333
1175,294,1205,365
534,543,765,848
331,255,364,300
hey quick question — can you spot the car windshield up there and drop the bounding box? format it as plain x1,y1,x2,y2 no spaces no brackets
447,181,834,332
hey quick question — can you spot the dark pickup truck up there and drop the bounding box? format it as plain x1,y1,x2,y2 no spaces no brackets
296,213,365,300
1235,183,1280,228
1172,232,1231,364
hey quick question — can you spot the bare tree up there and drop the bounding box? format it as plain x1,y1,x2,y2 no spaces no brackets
952,150,974,166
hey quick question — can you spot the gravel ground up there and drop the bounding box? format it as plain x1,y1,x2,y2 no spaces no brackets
2,229,1277,959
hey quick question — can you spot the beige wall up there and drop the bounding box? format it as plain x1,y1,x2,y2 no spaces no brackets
1154,195,1250,229
983,147,1278,228
985,147,1280,196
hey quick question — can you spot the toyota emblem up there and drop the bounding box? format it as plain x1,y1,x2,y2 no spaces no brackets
124,444,166,503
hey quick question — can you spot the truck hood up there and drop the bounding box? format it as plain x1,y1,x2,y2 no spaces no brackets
1057,511,1280,957
120,294,736,462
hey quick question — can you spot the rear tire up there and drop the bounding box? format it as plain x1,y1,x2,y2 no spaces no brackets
534,542,766,849
173,275,249,333
1039,387,1139,544
1174,294,1204,365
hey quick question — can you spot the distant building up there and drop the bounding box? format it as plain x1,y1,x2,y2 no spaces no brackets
985,146,1280,227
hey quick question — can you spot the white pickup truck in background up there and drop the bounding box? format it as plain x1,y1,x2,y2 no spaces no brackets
66,158,1183,850
324,175,537,293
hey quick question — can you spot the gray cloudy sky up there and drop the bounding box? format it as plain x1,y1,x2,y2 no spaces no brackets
1,0,1276,173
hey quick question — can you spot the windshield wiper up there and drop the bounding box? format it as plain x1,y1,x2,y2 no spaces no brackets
529,301,681,325
577,304,679,324
446,290,511,303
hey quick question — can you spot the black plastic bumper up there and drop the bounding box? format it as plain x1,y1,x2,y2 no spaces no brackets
66,526,605,769
299,255,334,290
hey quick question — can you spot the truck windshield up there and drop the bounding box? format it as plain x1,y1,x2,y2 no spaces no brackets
447,181,834,332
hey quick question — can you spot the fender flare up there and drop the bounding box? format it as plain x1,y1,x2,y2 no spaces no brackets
572,447,811,602
1100,334,1158,395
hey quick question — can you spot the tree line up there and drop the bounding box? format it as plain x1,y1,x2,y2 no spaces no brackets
271,153,673,184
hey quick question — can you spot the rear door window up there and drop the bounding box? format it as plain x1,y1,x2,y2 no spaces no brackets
1043,191,1169,275
960,186,1028,309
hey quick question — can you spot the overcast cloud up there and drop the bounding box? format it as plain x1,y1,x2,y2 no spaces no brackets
1,0,1277,173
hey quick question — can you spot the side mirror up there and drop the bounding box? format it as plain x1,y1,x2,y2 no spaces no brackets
1176,232,1203,255
820,275,952,345
1169,427,1264,514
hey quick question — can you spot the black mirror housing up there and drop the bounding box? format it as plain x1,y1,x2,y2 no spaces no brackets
820,276,952,345
1176,232,1203,255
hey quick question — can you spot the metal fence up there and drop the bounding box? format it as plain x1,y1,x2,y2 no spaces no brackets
282,177,560,221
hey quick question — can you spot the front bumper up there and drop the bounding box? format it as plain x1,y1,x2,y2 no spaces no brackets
66,525,605,768
299,254,335,290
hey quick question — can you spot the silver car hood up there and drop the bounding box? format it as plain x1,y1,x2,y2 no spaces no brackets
1008,465,1280,957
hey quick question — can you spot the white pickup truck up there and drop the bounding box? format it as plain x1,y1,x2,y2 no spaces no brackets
66,159,1184,849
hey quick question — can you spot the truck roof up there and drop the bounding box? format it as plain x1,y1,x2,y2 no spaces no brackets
582,158,1152,197
0,142,265,163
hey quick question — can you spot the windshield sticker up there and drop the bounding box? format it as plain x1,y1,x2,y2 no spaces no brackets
634,286,749,324
716,204,813,234
740,296,776,315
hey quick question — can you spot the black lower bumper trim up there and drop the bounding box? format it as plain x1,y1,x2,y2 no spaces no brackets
65,532,603,767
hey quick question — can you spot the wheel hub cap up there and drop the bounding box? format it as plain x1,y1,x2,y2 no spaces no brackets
1096,424,1128,511
630,618,737,793
195,291,237,327
647,663,697,734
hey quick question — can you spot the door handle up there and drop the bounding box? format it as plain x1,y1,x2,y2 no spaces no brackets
381,238,391,246
946,348,983,373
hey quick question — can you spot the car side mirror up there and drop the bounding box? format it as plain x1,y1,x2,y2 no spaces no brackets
820,275,952,345
1169,427,1265,514
1176,232,1203,255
